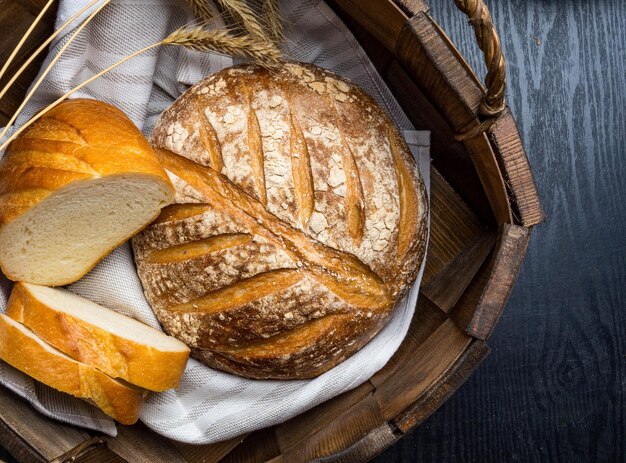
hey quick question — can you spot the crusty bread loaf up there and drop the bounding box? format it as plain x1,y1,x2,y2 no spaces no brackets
132,63,428,379
0,314,145,424
6,282,190,391
0,99,175,286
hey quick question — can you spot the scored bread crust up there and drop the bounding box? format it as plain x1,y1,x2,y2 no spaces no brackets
133,63,428,379
0,314,145,425
0,98,175,285
6,282,190,392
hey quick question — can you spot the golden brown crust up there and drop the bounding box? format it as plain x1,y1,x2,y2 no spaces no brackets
6,283,190,392
0,98,173,226
133,63,428,379
0,314,145,424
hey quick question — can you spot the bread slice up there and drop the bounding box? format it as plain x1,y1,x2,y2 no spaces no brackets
6,283,190,392
0,314,145,424
0,98,175,286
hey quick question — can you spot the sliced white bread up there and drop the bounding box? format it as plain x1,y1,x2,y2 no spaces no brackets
0,98,175,286
6,283,190,392
0,314,145,424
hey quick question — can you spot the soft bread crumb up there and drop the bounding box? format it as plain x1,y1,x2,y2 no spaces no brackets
0,175,172,286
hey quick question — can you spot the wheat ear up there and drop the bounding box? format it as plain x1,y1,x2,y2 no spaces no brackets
186,0,282,46
162,25,281,62
0,0,110,145
0,0,56,83
0,24,282,153
215,0,274,45
186,0,215,22
0,0,103,103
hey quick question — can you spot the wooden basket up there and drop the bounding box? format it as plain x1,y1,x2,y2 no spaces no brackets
0,0,543,461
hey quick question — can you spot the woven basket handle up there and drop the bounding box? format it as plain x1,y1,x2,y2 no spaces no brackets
453,0,506,117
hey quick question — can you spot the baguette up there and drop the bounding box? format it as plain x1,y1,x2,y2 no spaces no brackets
6,282,190,392
0,314,145,424
0,98,175,286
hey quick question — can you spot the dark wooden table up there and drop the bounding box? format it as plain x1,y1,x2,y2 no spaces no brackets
372,0,626,461
1,0,625,462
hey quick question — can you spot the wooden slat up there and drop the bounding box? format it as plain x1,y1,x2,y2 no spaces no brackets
276,382,374,452
325,2,395,74
0,1,35,64
391,0,429,16
372,296,447,390
0,0,56,72
320,424,399,463
221,427,281,463
0,416,46,463
423,169,487,284
71,445,128,463
383,61,494,222
421,229,496,313
0,0,58,124
489,109,544,226
465,132,514,224
325,0,407,51
425,6,487,97
453,224,531,340
384,60,455,154
0,60,41,125
105,423,187,463
393,339,489,432
0,386,92,461
280,394,388,463
14,0,54,14
371,319,472,421
53,437,126,463
171,434,249,463
404,296,449,347
395,12,482,132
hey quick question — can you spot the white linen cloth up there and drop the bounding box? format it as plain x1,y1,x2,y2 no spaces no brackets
0,0,430,444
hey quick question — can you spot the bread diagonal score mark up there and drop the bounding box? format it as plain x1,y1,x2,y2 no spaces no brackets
155,148,392,310
389,127,420,258
243,82,267,205
145,233,252,264
215,314,346,356
0,167,93,196
289,112,314,227
332,98,365,245
152,203,212,225
20,116,89,146
0,147,99,177
197,100,225,172
169,269,302,313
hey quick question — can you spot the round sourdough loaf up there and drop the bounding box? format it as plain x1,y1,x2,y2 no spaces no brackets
132,63,428,379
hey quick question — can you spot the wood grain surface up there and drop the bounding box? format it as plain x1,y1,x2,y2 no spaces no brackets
374,0,626,461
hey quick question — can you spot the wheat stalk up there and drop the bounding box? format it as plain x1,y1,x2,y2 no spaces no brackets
0,0,103,103
0,0,56,83
0,24,282,153
185,0,215,22
215,0,274,45
263,0,283,43
0,0,110,145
